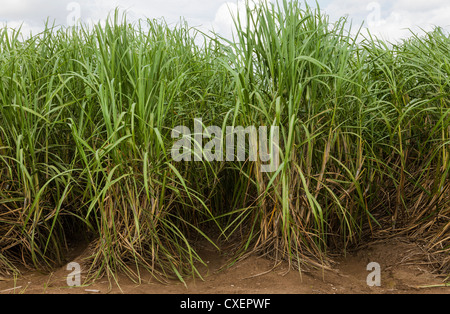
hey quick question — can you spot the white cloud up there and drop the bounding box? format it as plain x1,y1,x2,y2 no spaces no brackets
210,0,268,39
0,0,449,42
323,0,450,42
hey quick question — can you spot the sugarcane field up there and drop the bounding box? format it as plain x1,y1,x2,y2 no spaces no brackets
0,0,449,296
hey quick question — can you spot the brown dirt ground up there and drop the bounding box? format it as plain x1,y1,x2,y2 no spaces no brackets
0,237,449,294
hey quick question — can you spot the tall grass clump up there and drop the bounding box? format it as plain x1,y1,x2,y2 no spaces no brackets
223,0,377,269
0,13,233,282
222,0,449,272
0,24,80,274
0,1,448,282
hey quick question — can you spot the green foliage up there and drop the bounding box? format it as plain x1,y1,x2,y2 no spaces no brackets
0,2,448,281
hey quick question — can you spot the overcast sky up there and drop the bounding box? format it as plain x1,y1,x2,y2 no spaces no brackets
1,0,449,42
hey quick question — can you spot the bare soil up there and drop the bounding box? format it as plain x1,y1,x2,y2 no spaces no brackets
0,237,448,294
